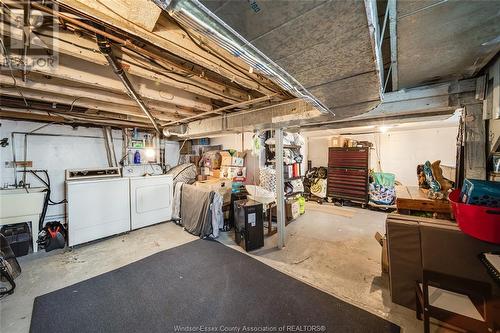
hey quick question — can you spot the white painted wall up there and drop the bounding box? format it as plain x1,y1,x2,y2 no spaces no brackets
164,141,180,169
0,120,123,223
0,120,182,223
306,126,458,186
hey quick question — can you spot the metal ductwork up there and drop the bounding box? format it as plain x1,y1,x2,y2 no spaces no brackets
162,124,188,138
152,0,334,116
95,30,162,135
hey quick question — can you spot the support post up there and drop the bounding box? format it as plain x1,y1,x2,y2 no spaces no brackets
275,128,286,249
464,104,486,180
388,0,398,91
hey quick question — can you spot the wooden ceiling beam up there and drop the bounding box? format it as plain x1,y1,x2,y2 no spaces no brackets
0,52,218,112
1,109,67,123
0,75,199,117
1,107,154,128
41,28,249,103
1,88,182,122
56,0,280,95
0,23,246,105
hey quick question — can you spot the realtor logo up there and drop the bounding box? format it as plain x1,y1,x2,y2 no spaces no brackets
0,1,59,71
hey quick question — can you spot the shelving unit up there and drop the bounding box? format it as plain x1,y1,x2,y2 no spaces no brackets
123,129,161,166
264,131,305,225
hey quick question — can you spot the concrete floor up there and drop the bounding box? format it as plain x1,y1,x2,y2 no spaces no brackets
1,202,431,333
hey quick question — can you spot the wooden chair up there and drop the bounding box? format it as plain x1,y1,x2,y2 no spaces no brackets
416,270,496,333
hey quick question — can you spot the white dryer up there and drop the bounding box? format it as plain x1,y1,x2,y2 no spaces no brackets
129,175,173,230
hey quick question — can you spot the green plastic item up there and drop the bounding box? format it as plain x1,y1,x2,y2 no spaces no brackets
373,172,396,187
298,196,306,214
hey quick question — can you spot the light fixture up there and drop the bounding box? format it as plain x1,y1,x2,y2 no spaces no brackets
145,148,156,159
379,125,391,133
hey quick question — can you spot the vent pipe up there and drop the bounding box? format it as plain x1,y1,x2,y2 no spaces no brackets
95,30,162,135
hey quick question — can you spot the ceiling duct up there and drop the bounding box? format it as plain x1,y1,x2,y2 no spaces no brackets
153,0,334,116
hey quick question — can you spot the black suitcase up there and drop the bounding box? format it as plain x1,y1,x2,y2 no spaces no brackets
234,199,264,251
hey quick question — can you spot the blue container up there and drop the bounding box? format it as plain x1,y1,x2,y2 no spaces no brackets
133,150,141,164
460,179,500,208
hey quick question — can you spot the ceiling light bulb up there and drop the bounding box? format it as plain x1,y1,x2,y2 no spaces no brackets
379,126,390,133
145,148,155,158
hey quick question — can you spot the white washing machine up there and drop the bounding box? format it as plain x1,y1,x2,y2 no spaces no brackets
66,168,130,247
129,174,173,230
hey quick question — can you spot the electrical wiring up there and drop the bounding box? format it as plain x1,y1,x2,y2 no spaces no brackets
33,31,101,54
68,96,85,112
55,27,243,102
27,19,245,103
0,0,58,117
23,1,255,107
53,0,268,97
94,0,268,93
118,54,241,103
3,0,276,127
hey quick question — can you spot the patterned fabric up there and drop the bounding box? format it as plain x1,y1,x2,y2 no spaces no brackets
166,163,197,186
259,167,276,194
172,181,184,221
423,161,441,192
310,178,327,198
369,183,396,205
210,192,224,238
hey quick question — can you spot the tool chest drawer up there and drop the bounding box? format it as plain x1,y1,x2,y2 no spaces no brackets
327,147,370,204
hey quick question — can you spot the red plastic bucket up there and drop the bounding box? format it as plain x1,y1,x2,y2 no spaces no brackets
449,189,500,244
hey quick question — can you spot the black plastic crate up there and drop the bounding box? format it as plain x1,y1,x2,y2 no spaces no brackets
1,223,32,257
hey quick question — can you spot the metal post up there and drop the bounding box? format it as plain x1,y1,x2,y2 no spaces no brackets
275,128,286,249
388,0,398,91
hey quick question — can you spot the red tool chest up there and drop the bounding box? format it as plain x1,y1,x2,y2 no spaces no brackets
327,147,370,205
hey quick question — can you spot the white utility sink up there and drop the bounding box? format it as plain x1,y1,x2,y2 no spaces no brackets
0,187,46,252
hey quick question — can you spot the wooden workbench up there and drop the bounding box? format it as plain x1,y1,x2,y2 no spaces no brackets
395,185,452,218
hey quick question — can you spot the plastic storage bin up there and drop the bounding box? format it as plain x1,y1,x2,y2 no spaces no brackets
449,189,500,244
460,178,500,208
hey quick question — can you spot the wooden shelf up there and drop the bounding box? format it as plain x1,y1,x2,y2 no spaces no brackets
285,191,303,198
266,144,302,149
266,160,300,165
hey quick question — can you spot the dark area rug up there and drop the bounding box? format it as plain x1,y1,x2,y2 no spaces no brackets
30,239,400,333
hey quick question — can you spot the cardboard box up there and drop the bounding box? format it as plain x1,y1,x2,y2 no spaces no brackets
220,151,245,167
329,135,345,148
190,155,201,166
287,199,300,220
374,232,388,273
200,167,210,176
220,166,246,180
271,199,300,222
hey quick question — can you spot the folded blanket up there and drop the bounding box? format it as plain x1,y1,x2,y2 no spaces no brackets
181,184,215,238
172,181,184,221
211,193,223,238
